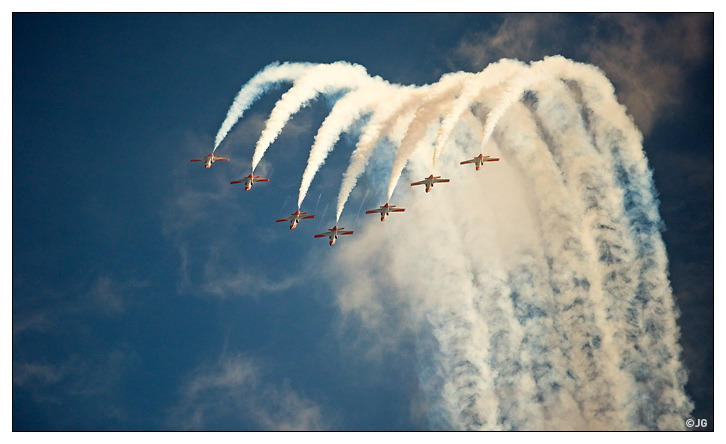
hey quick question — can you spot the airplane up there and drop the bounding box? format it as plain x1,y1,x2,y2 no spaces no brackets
276,210,315,230
314,225,354,245
190,153,230,168
230,173,270,191
460,154,500,171
365,203,405,221
410,174,450,193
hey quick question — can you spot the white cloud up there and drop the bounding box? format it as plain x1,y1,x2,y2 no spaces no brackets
168,353,328,430
199,263,303,299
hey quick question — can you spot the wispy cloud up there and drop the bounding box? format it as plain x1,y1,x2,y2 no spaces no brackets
13,349,137,428
162,124,321,301
168,353,328,430
452,13,713,134
454,14,565,67
13,274,148,341
13,361,67,387
199,263,303,299
587,13,712,133
13,273,148,429
86,275,150,313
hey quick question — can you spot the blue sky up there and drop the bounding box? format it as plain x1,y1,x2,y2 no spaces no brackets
12,13,714,431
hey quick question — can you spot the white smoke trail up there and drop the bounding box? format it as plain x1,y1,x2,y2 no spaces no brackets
541,56,693,428
513,80,635,429
251,62,378,172
335,87,424,221
213,62,314,152
217,57,692,430
297,81,394,209
430,59,526,170
352,61,689,429
474,59,556,154
386,71,476,201
473,55,694,428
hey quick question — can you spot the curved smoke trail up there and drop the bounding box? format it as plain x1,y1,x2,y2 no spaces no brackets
430,59,526,170
251,61,377,172
297,81,394,209
213,62,314,152
335,86,423,221
212,57,692,429
385,71,477,201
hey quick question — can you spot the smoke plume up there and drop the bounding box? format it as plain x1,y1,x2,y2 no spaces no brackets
211,57,692,430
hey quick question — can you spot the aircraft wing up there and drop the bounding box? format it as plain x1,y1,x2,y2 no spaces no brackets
314,233,329,238
365,209,382,214
433,178,450,183
484,157,500,162
460,158,476,165
213,156,230,161
410,180,426,186
276,216,293,222
340,231,354,236
190,158,203,162
230,180,244,184
391,208,406,213
301,215,315,220
256,178,270,182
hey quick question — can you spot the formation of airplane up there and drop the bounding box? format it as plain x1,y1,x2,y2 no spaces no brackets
410,174,450,193
190,150,500,245
276,210,315,230
460,154,500,171
231,173,270,191
190,153,229,168
366,203,405,221
314,226,354,245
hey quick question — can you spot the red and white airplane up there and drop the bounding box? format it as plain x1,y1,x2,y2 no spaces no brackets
411,174,450,193
365,203,405,221
314,226,354,245
190,153,230,168
230,173,270,191
460,154,500,171
276,210,315,230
